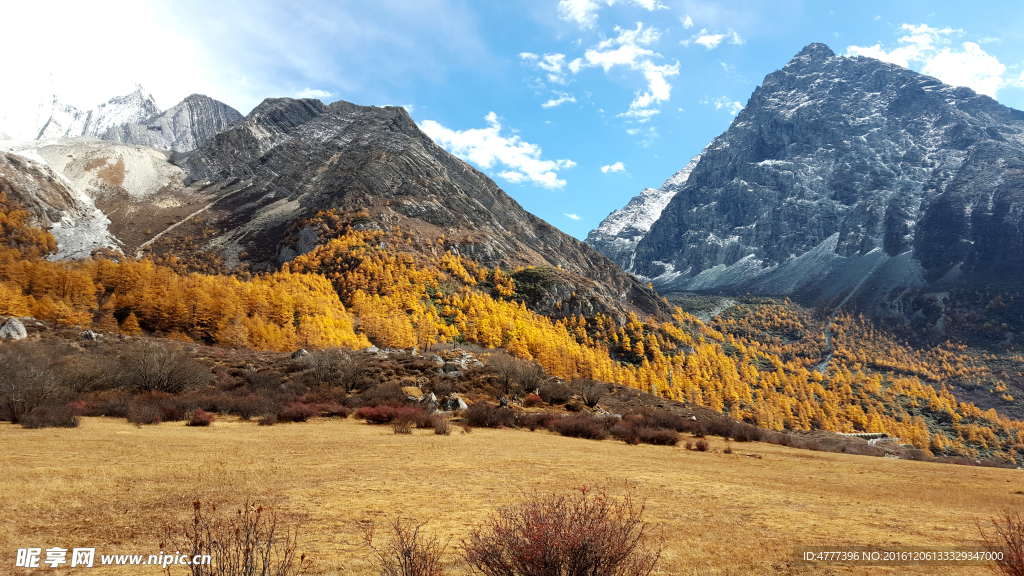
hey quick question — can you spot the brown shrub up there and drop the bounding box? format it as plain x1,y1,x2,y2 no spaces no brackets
117,341,211,394
0,341,64,423
979,509,1024,576
187,409,215,427
278,402,319,423
572,378,606,409
366,517,449,576
165,501,311,576
358,405,424,424
462,487,661,576
432,414,451,435
538,381,572,405
522,394,543,408
258,413,278,426
20,404,80,429
548,414,609,440
694,438,710,452
465,403,516,428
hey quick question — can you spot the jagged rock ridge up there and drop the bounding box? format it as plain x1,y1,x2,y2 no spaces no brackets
586,152,701,272
617,42,1024,308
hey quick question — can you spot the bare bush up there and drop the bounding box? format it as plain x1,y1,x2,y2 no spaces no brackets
979,509,1024,576
302,348,363,390
465,403,516,428
165,500,311,576
118,342,211,394
366,517,449,576
488,354,545,397
20,404,79,428
432,414,452,435
694,438,710,452
548,414,609,440
0,341,64,423
572,378,605,409
462,487,661,576
538,382,572,405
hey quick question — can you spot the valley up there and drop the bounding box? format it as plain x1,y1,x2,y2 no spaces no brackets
2,415,1017,575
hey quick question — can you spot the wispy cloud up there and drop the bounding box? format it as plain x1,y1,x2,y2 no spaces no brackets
847,24,1011,98
523,23,678,120
542,92,577,108
420,112,576,189
564,213,582,220
681,15,694,29
682,29,744,49
701,96,743,115
295,88,332,99
557,0,665,30
601,161,625,173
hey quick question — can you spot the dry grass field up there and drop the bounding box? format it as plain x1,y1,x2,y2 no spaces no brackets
2,416,1022,575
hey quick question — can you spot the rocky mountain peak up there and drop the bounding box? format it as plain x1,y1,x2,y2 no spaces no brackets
592,42,1024,315
792,42,836,61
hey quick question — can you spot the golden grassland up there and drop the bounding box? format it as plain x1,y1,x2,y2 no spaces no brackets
2,417,1023,576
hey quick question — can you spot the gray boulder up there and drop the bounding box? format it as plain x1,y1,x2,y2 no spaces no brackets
0,318,27,340
81,330,99,341
291,348,309,359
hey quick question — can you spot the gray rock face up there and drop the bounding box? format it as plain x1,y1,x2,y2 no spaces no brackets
586,152,702,272
101,94,243,153
174,98,666,320
625,42,1024,303
0,318,27,340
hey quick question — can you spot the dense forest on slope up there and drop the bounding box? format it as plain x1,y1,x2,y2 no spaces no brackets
2,199,1024,462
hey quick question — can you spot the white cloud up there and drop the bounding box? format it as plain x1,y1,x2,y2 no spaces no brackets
295,88,332,99
521,22,678,119
401,104,415,114
564,213,582,220
682,15,694,29
557,0,666,30
923,43,1006,98
848,24,1012,98
601,162,625,173
702,96,743,115
420,112,575,189
542,92,577,108
684,29,743,49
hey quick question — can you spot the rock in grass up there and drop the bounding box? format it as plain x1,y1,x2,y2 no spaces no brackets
0,318,27,340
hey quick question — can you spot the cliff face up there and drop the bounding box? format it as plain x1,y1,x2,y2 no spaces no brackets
175,98,666,319
621,43,1024,306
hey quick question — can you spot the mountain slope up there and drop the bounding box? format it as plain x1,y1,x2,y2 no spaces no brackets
586,152,701,272
169,98,667,319
614,43,1024,311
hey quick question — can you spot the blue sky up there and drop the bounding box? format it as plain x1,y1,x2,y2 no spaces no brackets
6,0,1024,239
